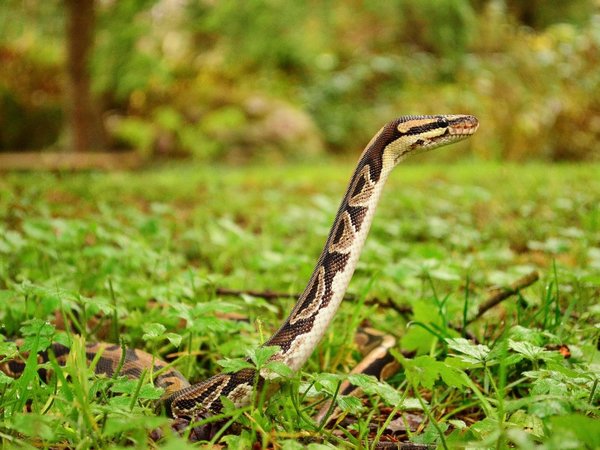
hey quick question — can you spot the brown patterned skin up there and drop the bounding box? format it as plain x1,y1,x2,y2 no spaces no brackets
0,341,190,397
1,115,479,424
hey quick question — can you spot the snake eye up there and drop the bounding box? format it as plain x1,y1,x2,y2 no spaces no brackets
437,117,449,128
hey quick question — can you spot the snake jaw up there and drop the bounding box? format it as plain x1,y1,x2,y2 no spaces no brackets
429,114,479,148
446,115,480,142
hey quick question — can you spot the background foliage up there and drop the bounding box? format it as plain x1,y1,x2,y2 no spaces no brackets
1,0,599,160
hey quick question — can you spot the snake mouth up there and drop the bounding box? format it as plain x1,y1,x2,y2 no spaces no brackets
428,114,478,147
448,115,479,136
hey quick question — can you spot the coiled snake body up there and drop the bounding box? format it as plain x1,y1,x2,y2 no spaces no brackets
1,115,478,423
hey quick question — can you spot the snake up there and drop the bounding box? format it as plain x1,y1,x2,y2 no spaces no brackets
1,114,478,425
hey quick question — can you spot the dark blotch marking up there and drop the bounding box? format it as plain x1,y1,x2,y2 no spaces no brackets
360,353,396,379
322,252,350,284
92,355,115,377
125,348,139,361
106,345,120,351
159,379,174,388
351,173,367,199
331,216,347,246
268,302,327,352
347,205,367,232
359,120,401,182
38,367,49,381
8,360,25,375
51,343,71,359
304,274,321,305
364,151,383,184
267,324,301,352
38,349,50,362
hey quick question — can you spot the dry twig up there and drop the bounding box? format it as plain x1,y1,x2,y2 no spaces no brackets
469,270,539,324
215,270,539,322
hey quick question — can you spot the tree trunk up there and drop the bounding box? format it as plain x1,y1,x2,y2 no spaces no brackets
65,0,104,152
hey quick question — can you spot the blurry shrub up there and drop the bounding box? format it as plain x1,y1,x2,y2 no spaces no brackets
540,22,600,160
395,0,477,63
305,5,600,161
0,88,63,151
187,0,315,73
1,0,599,160
302,55,406,151
201,106,247,138
109,116,154,155
188,0,599,160
92,0,169,101
109,89,324,162
0,45,63,151
465,16,600,160
504,0,595,29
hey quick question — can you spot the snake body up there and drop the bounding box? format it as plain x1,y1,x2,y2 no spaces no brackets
166,114,478,419
1,115,478,422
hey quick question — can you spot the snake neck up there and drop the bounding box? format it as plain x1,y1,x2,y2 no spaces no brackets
265,134,395,372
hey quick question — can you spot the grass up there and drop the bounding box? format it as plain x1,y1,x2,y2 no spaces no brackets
0,161,598,449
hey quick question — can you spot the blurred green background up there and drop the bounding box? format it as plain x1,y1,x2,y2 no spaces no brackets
1,0,599,163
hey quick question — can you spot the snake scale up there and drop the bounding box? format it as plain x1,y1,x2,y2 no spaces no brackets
1,114,478,424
